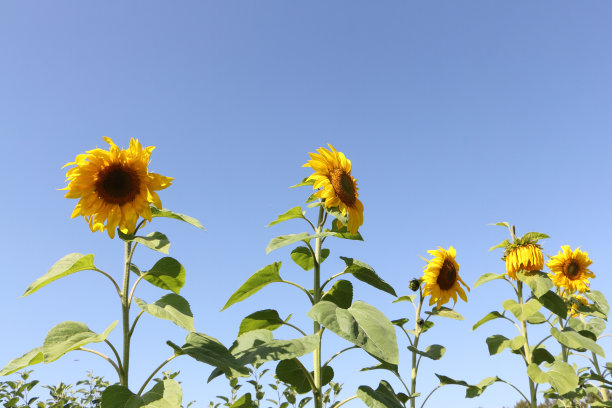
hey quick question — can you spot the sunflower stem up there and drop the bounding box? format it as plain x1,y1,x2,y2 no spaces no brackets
121,240,135,388
410,289,424,408
517,280,537,408
312,206,325,408
592,352,609,401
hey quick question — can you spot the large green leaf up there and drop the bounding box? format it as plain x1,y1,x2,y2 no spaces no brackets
465,377,503,398
473,272,506,288
43,321,117,363
407,344,445,360
486,335,525,355
23,254,96,297
307,301,398,364
550,327,605,357
232,330,319,367
134,294,194,331
532,347,555,365
567,317,606,338
268,207,305,227
276,359,333,394
538,291,567,319
101,385,135,408
180,332,249,379
339,257,396,296
0,347,44,376
229,393,254,408
290,247,330,271
322,280,353,309
119,231,170,254
517,271,553,298
527,362,579,395
357,381,404,408
151,206,205,230
238,310,284,336
222,263,282,310
472,311,504,331
266,232,336,254
585,290,609,318
138,379,183,408
134,257,186,294
425,307,464,320
502,298,542,321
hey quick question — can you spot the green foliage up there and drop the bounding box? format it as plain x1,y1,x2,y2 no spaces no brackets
238,310,285,336
338,257,396,297
134,294,195,331
406,345,446,361
290,247,330,271
43,321,117,363
222,263,283,311
357,380,405,408
132,257,186,295
118,231,171,254
321,280,353,309
268,207,306,227
527,362,579,395
150,206,205,230
276,359,333,394
22,253,96,297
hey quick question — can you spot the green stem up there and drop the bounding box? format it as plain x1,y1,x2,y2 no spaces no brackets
517,281,536,408
334,395,358,408
313,206,324,408
410,290,424,408
121,241,136,387
137,355,178,396
592,352,609,401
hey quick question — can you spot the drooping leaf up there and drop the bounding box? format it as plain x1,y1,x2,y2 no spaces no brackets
327,219,364,241
151,206,205,229
489,239,510,251
502,298,542,321
267,207,305,227
472,311,505,331
266,233,336,254
238,310,284,336
425,307,464,320
567,317,606,338
23,254,96,297
222,263,282,310
527,362,579,395
43,321,117,363
339,257,396,296
473,273,506,289
393,295,416,303
232,331,319,367
357,381,404,408
486,335,525,355
276,359,333,394
435,374,468,386
585,290,609,318
407,345,445,360
134,294,194,331
136,257,186,294
517,271,553,298
290,247,330,271
360,360,399,374
538,291,567,319
0,348,44,376
550,327,605,357
525,312,547,325
391,318,410,328
180,332,249,379
322,280,353,309
465,377,503,398
532,348,555,365
307,301,398,364
118,230,171,254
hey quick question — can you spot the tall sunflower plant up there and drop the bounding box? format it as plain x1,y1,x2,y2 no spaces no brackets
208,145,400,408
0,137,207,407
471,222,610,408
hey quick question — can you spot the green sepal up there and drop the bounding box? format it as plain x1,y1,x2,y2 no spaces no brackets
43,321,117,363
0,348,44,376
502,298,542,321
339,257,396,296
132,257,186,295
23,253,96,297
151,206,205,230
222,263,282,310
276,359,333,394
118,230,170,254
550,327,605,357
473,272,506,289
238,310,285,336
425,307,464,320
321,280,353,309
290,246,329,271
357,381,405,408
134,294,194,332
527,362,579,395
267,207,305,227
407,344,445,360
307,300,398,364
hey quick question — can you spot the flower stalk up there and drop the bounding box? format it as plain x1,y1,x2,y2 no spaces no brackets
312,206,325,408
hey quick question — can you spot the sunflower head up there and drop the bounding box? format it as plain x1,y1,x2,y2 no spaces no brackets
303,144,364,234
547,246,594,294
421,246,469,309
63,137,173,238
561,290,590,318
504,243,544,280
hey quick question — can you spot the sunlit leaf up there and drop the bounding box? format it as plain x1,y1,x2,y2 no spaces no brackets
151,206,205,229
222,263,282,310
23,254,96,297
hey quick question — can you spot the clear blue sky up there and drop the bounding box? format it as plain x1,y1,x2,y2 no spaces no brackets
1,2,611,407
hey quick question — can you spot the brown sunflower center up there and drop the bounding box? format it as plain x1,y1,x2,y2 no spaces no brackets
329,168,356,206
95,164,141,205
565,261,581,280
437,260,457,290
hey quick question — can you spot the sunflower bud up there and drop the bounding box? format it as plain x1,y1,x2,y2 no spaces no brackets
409,279,421,292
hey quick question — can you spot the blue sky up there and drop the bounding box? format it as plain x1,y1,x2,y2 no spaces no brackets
1,2,611,407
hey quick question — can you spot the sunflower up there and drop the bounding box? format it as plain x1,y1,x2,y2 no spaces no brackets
561,290,589,318
505,244,544,280
547,246,594,293
63,137,173,238
422,246,469,309
303,144,364,233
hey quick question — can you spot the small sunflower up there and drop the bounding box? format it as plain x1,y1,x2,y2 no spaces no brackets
303,144,363,233
561,290,589,318
422,246,469,309
505,244,544,280
63,137,173,238
547,246,594,294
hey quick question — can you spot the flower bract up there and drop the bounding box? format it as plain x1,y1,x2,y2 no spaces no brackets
303,144,364,233
505,244,543,280
547,246,594,294
422,246,469,309
63,137,173,238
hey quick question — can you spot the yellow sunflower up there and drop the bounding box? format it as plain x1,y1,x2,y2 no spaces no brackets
303,144,364,233
547,246,594,294
561,290,589,318
63,137,173,238
422,246,469,309
505,244,543,280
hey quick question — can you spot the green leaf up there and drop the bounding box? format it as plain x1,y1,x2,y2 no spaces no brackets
101,385,135,408
266,232,336,254
43,321,117,363
525,312,547,325
139,379,183,408
465,377,503,398
222,263,282,310
407,344,445,360
473,272,506,289
527,362,579,395
119,231,170,254
276,359,333,394
568,317,606,338
229,393,254,408
585,290,609,317
490,221,511,229
151,206,205,230
290,247,330,271
550,327,605,357
23,254,96,297
339,257,396,297
521,232,550,243
136,257,186,295
425,307,464,320
502,298,542,321
322,280,353,309
538,291,568,319
486,335,524,355
134,294,194,332
323,206,347,225
290,178,315,188
307,301,398,364
532,348,555,365
267,207,305,227
0,348,44,376
517,271,553,298
489,239,510,251
472,311,505,331
238,310,284,336
360,360,399,374
232,331,319,368
435,374,468,386
391,318,410,328
393,295,416,303
327,221,364,241
357,381,404,408
180,332,249,379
